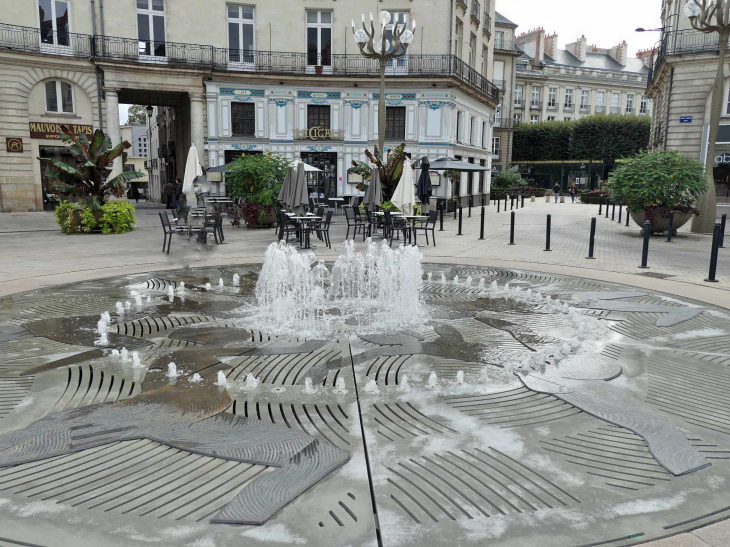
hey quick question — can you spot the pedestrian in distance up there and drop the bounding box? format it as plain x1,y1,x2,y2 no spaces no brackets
164,181,175,209
174,177,183,211
569,183,577,203
553,183,561,203
132,185,140,204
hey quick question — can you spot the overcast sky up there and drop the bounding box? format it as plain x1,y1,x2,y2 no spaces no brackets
118,1,663,125
498,0,662,55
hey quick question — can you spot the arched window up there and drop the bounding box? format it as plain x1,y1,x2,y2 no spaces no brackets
45,80,74,114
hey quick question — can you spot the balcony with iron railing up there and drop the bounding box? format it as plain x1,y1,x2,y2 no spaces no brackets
625,107,635,115
482,13,492,38
513,99,524,109
471,0,481,25
547,103,557,111
456,0,468,11
595,106,606,113
580,104,591,113
0,22,500,102
610,107,621,115
493,39,523,54
648,29,730,86
530,101,541,110
563,104,574,113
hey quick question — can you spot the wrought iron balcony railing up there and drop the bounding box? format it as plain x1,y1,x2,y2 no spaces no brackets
494,39,522,53
563,104,574,113
513,99,524,109
482,13,492,37
625,107,635,115
648,29,729,85
610,107,621,115
0,23,499,102
471,0,481,25
530,102,541,110
580,104,591,112
595,106,606,113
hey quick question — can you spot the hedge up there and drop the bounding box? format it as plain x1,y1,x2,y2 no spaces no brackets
513,115,651,163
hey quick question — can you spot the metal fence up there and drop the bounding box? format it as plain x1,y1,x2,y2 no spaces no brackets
0,22,499,102
649,29,729,86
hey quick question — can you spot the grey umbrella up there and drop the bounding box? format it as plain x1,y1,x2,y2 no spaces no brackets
278,165,296,210
363,167,382,210
428,157,491,172
290,163,308,216
416,157,432,205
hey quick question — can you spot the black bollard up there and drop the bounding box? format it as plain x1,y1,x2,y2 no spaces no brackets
720,213,727,248
497,198,501,213
605,197,610,219
521,195,525,208
454,202,457,220
468,196,472,218
479,205,485,240
586,217,596,259
611,202,616,221
626,206,630,227
458,205,463,236
599,200,603,216
638,220,651,269
510,195,514,210
666,210,674,243
618,203,623,224
504,194,508,211
509,211,515,245
706,222,722,282
545,214,552,252
439,208,444,232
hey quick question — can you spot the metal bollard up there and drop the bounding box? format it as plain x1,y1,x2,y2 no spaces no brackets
510,195,514,210
611,202,616,221
618,203,623,224
504,194,508,211
497,198,501,213
586,217,596,259
706,222,722,282
521,195,525,208
468,196,472,218
666,210,674,243
439,208,444,232
509,211,515,245
626,206,630,227
458,205,463,235
545,214,552,252
605,197,610,219
454,203,457,220
479,205,485,240
638,220,651,268
599,200,603,216
720,213,727,248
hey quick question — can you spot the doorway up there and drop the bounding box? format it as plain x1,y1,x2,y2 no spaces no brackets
301,152,337,198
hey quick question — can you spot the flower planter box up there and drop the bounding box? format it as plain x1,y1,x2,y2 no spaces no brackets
579,194,610,205
629,209,694,235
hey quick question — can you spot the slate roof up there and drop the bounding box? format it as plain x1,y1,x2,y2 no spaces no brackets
518,45,648,75
495,12,518,27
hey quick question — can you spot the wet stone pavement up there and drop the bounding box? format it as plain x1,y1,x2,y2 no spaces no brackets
0,264,730,546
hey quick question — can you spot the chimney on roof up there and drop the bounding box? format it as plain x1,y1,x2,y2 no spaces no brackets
565,35,587,62
544,32,558,60
608,40,628,66
635,47,657,69
515,27,546,68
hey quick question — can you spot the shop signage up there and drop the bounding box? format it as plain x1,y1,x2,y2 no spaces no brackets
715,153,730,165
29,122,93,140
295,127,342,141
5,137,23,153
679,116,693,124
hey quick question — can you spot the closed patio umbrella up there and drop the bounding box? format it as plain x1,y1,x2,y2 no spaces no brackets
182,144,203,206
416,157,432,211
363,167,382,210
278,165,296,210
290,162,308,216
391,160,416,216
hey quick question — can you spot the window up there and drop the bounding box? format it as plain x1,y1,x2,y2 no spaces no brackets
385,106,406,140
495,101,502,127
306,11,332,66
495,30,505,49
626,94,635,113
611,93,620,113
596,92,605,107
307,105,331,137
564,117,572,121
491,137,501,157
385,12,409,69
38,0,70,47
227,5,254,63
640,96,648,115
469,117,476,144
468,33,477,66
481,121,487,148
455,20,463,58
530,115,539,124
513,113,522,125
45,80,73,113
548,87,557,108
514,85,523,107
564,89,574,108
137,0,166,57
231,103,255,136
547,116,556,121
456,111,464,142
580,90,590,109
531,86,541,108
481,46,489,77
493,60,505,89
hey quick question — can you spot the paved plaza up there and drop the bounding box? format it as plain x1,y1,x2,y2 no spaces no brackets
1,201,730,547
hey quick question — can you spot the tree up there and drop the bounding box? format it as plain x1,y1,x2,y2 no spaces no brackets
39,125,144,210
126,105,148,125
685,0,730,233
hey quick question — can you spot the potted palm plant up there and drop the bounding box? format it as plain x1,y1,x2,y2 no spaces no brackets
608,151,707,235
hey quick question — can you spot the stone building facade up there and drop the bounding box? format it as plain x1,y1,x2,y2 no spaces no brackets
514,29,653,127
491,12,521,172
0,0,501,211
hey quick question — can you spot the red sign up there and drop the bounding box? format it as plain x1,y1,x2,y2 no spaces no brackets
5,137,23,153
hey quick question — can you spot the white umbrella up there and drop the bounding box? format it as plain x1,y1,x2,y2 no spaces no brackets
391,160,416,216
291,160,322,172
182,144,203,205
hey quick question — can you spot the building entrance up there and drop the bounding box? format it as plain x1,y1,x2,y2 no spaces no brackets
301,152,337,198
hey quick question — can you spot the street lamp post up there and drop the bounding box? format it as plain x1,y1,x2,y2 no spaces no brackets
352,11,416,159
684,0,730,233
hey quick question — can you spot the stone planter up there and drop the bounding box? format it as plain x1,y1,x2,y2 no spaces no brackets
629,209,694,236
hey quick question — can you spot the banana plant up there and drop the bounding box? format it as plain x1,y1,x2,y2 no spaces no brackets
364,143,407,201
39,125,144,210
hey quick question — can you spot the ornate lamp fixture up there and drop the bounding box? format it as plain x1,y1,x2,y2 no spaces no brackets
352,11,416,158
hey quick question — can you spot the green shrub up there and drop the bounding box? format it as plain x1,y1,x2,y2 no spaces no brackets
379,201,399,212
98,201,136,234
513,120,573,161
492,171,524,189
54,201,84,234
608,151,707,213
226,152,291,207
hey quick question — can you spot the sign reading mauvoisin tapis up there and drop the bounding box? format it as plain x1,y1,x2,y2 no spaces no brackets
28,122,93,140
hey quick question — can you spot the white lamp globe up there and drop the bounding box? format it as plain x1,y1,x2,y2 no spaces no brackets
379,11,392,26
401,29,414,44
375,40,391,53
354,29,368,44
683,1,701,17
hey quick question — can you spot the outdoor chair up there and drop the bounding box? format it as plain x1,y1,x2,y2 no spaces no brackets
159,212,175,254
277,211,299,242
364,208,381,238
344,207,366,241
199,211,223,245
384,210,408,247
412,210,438,247
314,210,334,249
